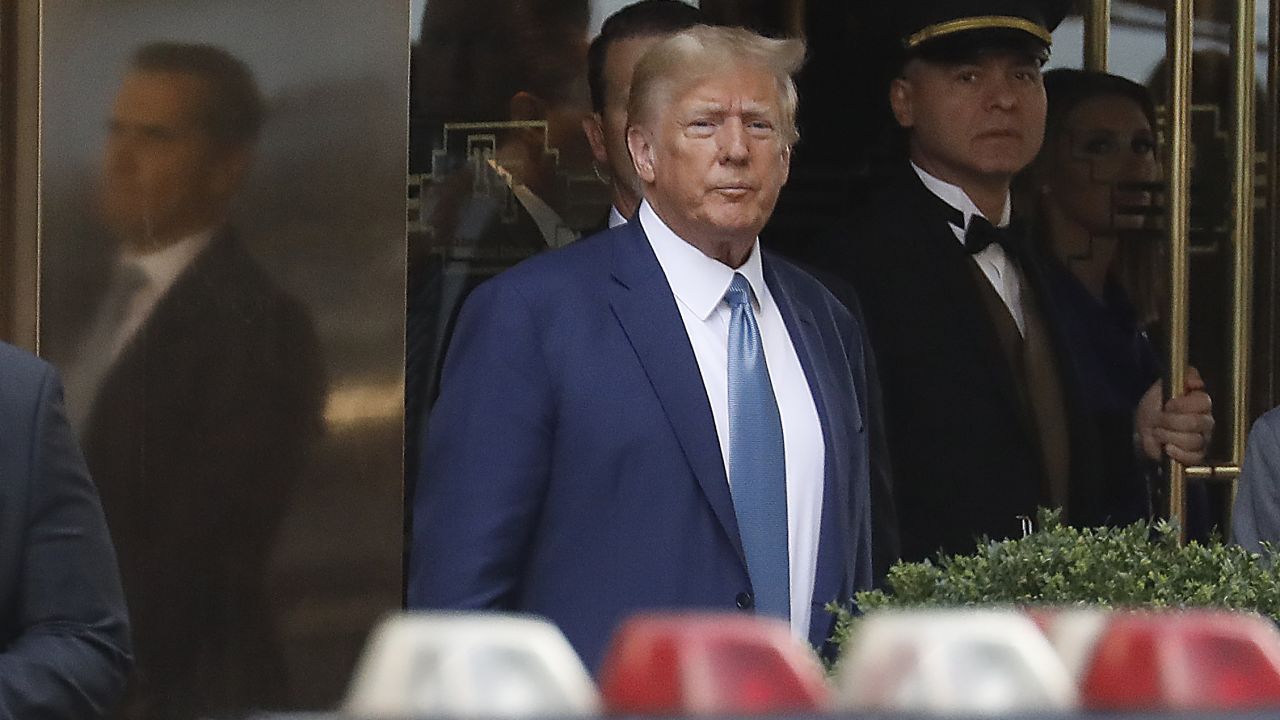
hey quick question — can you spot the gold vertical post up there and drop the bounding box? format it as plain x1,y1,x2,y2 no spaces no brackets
1230,0,1257,497
1268,0,1280,414
0,1,10,344
1084,0,1110,71
788,0,806,37
0,0,41,351
1165,0,1193,538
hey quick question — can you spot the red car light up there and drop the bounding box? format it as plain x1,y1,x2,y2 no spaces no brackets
598,613,832,715
1081,610,1280,710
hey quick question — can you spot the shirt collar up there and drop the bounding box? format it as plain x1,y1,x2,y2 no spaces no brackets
607,205,627,229
487,156,578,248
911,161,1012,230
511,183,578,248
638,199,767,321
121,228,215,292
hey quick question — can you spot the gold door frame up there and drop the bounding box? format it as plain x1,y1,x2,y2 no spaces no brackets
1,2,409,710
0,0,41,350
1226,0,1258,487
1084,0,1263,535
1084,0,1109,71
1271,0,1280,415
1164,0,1195,533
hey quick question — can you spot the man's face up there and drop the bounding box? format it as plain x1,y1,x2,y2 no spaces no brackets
583,34,663,216
627,65,791,252
891,50,1047,190
99,70,246,250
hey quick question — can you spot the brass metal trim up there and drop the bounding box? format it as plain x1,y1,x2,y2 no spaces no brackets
0,0,42,351
1269,0,1280,411
1230,0,1257,472
1083,0,1110,71
904,16,1052,50
1164,0,1193,542
787,0,806,37
1184,464,1242,480
0,1,11,344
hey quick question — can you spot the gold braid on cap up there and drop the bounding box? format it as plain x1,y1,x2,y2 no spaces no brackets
905,15,1053,49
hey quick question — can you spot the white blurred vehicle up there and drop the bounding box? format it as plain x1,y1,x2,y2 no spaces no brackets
836,608,1078,715
343,612,600,719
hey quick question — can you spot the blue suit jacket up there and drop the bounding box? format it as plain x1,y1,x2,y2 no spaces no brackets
0,342,131,717
409,217,873,671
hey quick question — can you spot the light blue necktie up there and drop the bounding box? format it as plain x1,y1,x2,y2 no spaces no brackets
724,272,789,620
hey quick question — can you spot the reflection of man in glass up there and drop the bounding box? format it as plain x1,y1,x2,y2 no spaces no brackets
61,42,326,720
582,0,705,228
413,0,594,253
406,0,594,486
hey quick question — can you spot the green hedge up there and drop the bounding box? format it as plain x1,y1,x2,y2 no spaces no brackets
829,508,1280,651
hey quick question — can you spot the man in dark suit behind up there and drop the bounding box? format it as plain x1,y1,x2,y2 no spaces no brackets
821,0,1214,562
581,0,705,230
411,25,874,671
0,342,131,718
56,43,326,720
405,0,594,495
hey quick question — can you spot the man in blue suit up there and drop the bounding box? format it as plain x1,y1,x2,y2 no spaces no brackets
0,342,131,717
410,25,873,671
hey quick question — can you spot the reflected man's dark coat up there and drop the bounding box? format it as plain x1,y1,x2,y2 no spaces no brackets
82,232,325,720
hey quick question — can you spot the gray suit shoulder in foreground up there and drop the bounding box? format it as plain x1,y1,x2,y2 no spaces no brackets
1233,407,1280,551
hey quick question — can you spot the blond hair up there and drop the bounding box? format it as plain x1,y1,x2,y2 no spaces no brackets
627,25,805,146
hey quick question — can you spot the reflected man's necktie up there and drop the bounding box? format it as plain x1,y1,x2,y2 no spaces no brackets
63,263,149,431
724,273,789,620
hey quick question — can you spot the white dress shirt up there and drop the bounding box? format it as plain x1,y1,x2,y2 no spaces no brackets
113,229,216,360
511,183,579,248
639,200,825,641
912,162,1026,335
607,205,627,229
63,228,214,431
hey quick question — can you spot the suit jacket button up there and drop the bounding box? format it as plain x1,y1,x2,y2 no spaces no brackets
735,592,754,610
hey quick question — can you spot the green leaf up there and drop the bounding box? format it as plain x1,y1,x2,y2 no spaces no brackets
830,509,1280,653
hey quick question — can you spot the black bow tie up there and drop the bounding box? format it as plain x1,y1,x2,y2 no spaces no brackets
964,215,1018,256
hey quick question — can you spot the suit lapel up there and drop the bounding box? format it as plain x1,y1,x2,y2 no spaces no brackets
1019,235,1104,505
87,236,225,439
905,176,1029,440
607,219,745,565
765,258,857,643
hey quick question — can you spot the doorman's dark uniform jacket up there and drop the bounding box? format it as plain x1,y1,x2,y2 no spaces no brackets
822,164,1134,562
